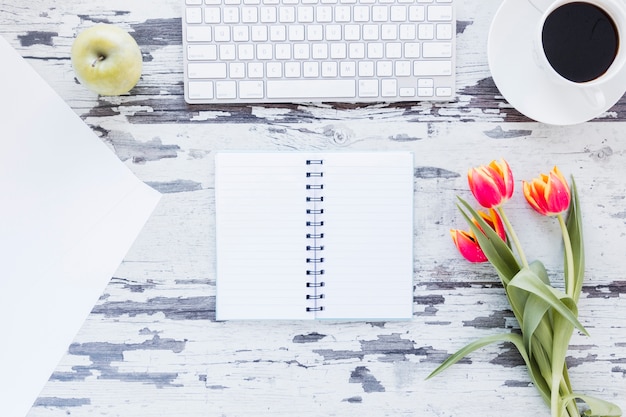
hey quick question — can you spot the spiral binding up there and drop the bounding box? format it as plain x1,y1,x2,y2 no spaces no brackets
305,158,325,313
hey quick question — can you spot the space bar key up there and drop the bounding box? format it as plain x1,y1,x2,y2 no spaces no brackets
266,80,356,99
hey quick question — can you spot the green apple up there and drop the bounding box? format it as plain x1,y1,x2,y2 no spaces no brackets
71,24,142,95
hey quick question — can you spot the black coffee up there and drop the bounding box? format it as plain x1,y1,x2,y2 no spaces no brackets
542,2,619,83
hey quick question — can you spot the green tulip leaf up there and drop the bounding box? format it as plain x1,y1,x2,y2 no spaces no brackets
426,332,551,404
508,268,589,336
521,293,551,355
566,178,585,304
560,393,623,417
529,260,550,285
506,262,554,356
426,333,528,380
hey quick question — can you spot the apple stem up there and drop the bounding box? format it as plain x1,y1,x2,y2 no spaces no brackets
91,55,105,67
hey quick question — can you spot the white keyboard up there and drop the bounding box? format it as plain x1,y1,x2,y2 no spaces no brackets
182,0,455,104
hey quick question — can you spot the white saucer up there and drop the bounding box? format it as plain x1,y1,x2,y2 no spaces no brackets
487,0,626,125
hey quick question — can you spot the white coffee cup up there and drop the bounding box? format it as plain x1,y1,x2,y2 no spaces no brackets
528,0,626,108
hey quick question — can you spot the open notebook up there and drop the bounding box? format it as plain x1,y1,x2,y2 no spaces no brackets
215,152,414,320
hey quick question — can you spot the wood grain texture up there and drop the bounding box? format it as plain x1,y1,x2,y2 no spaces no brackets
0,0,624,416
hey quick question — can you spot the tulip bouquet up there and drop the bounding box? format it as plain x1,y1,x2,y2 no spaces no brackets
428,160,621,417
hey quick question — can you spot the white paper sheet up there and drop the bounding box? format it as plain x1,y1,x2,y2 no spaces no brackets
0,36,161,417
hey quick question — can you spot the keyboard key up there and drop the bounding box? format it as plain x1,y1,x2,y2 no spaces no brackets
285,62,301,77
275,43,291,59
335,6,351,21
330,43,347,58
241,7,259,22
358,61,375,76
413,60,452,76
317,6,333,22
186,26,212,42
260,7,277,22
297,6,314,22
399,87,416,96
395,60,411,76
436,87,452,96
358,79,379,97
251,25,268,41
418,87,434,96
381,79,397,97
326,25,342,41
239,80,265,98
418,23,434,39
204,8,221,23
238,44,254,59
340,61,356,76
422,42,452,58
270,25,286,40
436,23,453,40
230,62,246,78
312,43,328,59
344,25,360,41
248,62,264,77
188,81,214,99
187,44,217,60
409,5,425,21
216,81,237,98
279,6,296,22
303,62,319,77
223,7,240,23
214,26,231,41
267,62,283,77
428,5,452,21
266,80,356,98
188,62,227,78
220,44,237,60
376,61,393,76
321,61,338,77
404,42,420,58
307,25,324,41
186,8,203,24
232,26,250,41
390,5,407,21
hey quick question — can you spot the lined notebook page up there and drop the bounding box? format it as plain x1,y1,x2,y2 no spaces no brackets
215,152,414,320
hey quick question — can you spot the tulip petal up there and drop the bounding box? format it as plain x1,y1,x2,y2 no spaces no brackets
546,168,571,213
451,229,488,263
476,208,507,241
489,159,514,199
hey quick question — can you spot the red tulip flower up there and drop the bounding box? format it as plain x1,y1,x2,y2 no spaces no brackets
468,159,514,208
451,208,506,263
451,229,487,263
523,166,571,216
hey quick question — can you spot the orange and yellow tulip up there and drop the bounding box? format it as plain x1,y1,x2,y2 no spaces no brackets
451,208,506,263
468,159,514,208
523,166,571,216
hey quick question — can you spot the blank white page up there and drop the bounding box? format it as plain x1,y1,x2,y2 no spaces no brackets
214,152,414,320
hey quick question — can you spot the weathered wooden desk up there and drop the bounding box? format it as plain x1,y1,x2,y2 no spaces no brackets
1,0,624,415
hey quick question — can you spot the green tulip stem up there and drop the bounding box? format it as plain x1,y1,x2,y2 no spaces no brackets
557,213,575,301
497,206,529,269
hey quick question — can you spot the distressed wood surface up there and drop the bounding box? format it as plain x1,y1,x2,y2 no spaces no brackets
1,0,625,416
